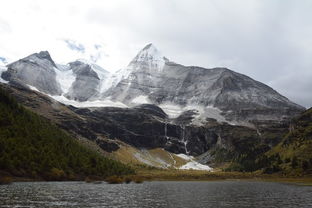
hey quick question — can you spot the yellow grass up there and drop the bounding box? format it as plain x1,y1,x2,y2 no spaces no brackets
111,146,189,168
132,168,312,185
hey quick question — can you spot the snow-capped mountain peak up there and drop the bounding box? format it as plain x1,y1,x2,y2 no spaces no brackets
102,44,168,91
129,43,167,71
1,51,62,95
0,45,305,127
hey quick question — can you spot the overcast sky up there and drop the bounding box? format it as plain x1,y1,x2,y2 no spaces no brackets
0,0,311,107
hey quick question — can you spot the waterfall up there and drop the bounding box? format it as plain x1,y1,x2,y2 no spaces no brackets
180,125,190,155
164,122,168,139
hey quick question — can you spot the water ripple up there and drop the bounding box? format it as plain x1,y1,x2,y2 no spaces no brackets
0,181,312,208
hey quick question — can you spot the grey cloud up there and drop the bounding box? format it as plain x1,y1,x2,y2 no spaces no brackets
0,56,7,64
90,54,101,63
86,0,312,107
64,39,85,53
269,71,312,108
1,0,310,107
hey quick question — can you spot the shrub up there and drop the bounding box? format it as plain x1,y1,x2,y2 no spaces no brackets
105,175,124,184
48,168,66,181
124,177,132,184
133,176,144,184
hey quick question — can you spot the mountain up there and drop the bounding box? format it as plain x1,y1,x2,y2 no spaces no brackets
64,61,101,101
64,59,111,101
0,83,215,170
103,44,304,125
1,51,62,95
0,44,308,172
0,53,110,102
0,82,291,172
0,44,304,126
0,85,134,180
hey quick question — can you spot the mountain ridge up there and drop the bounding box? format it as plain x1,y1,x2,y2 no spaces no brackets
0,44,305,127
102,44,304,125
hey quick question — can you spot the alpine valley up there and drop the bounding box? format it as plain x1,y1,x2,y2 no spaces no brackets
1,43,311,179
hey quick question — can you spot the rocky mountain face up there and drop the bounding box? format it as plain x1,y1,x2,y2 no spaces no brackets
0,44,304,126
1,53,110,102
65,61,101,101
1,51,62,95
103,44,304,125
0,83,290,168
0,44,307,170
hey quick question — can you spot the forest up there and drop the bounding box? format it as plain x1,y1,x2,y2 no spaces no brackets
0,87,134,180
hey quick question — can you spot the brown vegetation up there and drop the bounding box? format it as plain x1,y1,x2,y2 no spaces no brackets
0,176,12,185
134,168,312,184
105,175,124,184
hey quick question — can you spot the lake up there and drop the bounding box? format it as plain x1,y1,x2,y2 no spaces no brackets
0,181,312,207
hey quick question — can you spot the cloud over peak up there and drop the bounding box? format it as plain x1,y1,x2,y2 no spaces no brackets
0,0,311,107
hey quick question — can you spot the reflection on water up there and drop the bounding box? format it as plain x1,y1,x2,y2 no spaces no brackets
0,181,312,208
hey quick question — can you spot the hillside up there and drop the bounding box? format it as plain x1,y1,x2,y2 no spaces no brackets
0,86,134,180
264,108,312,175
0,83,293,173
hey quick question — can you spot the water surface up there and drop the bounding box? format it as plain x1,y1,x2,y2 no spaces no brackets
1,181,312,207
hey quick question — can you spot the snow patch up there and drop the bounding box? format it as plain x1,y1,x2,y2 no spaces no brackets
191,105,227,125
27,85,40,92
133,149,171,168
0,66,8,83
54,67,76,94
180,161,212,171
159,103,183,118
50,95,128,108
159,102,226,124
176,153,212,171
176,154,194,160
131,95,150,104
108,68,132,89
91,65,109,80
130,44,166,72
131,149,212,170
91,64,110,93
99,74,114,93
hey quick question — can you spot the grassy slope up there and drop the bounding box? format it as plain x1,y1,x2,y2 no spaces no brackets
0,87,134,180
266,108,312,175
109,143,188,168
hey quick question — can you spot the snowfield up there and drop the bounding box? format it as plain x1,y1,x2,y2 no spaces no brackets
176,154,212,171
131,95,150,105
179,161,213,171
55,66,76,94
159,102,226,125
50,95,128,108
